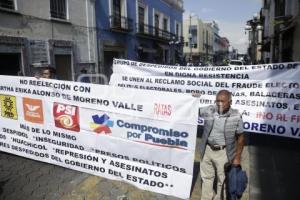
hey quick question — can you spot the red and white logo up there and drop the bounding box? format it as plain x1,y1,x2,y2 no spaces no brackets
154,103,172,116
53,102,80,132
23,98,44,124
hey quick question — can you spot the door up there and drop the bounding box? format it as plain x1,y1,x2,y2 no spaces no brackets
55,54,72,80
103,51,122,82
0,53,21,76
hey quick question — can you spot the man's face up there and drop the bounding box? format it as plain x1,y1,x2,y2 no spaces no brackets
216,93,231,114
42,69,51,79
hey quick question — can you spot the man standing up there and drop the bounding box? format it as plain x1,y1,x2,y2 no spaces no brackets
198,90,245,200
35,66,56,79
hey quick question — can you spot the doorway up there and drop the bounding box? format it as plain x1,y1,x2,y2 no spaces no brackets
0,53,21,76
103,51,123,81
55,54,72,80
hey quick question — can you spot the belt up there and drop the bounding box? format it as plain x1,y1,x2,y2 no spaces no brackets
208,143,226,151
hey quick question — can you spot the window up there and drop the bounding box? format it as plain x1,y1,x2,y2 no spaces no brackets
112,0,121,27
138,5,145,32
175,22,181,37
50,0,67,20
163,18,168,31
110,0,129,30
190,25,197,44
137,1,148,33
0,0,15,10
275,0,285,17
155,14,159,36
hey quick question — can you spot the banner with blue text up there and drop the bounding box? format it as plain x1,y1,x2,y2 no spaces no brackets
110,59,300,139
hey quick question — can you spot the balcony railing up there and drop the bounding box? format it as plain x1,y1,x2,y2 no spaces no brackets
136,23,173,41
109,15,133,32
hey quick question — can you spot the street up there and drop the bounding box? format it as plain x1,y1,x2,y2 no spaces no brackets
248,133,300,200
0,137,203,200
1,133,299,200
0,0,299,199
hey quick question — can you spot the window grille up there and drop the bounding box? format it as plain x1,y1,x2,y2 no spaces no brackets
50,0,67,19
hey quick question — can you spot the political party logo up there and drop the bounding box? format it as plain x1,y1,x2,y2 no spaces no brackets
53,102,80,132
90,114,114,134
0,95,18,120
23,98,44,124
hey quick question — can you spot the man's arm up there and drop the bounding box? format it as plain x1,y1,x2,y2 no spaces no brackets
232,133,245,165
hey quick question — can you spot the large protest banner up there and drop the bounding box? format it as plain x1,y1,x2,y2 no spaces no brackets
0,75,198,199
110,59,300,139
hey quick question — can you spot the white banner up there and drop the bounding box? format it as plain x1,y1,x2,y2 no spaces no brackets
0,75,198,199
112,59,299,80
110,59,300,139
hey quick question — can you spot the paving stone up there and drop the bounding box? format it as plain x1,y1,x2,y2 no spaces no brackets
27,171,43,182
0,170,12,180
21,180,40,194
3,191,25,200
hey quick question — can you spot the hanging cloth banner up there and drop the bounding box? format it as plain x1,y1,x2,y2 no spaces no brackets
112,59,299,80
110,59,300,139
0,75,198,199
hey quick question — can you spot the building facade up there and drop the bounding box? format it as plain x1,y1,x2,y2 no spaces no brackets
246,12,263,64
96,0,184,78
208,21,229,65
0,0,97,80
183,17,222,65
249,0,300,63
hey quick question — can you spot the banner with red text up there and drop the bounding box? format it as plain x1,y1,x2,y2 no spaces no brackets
0,75,198,199
110,59,300,139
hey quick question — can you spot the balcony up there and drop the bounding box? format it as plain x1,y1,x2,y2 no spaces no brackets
109,15,133,33
136,23,173,42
